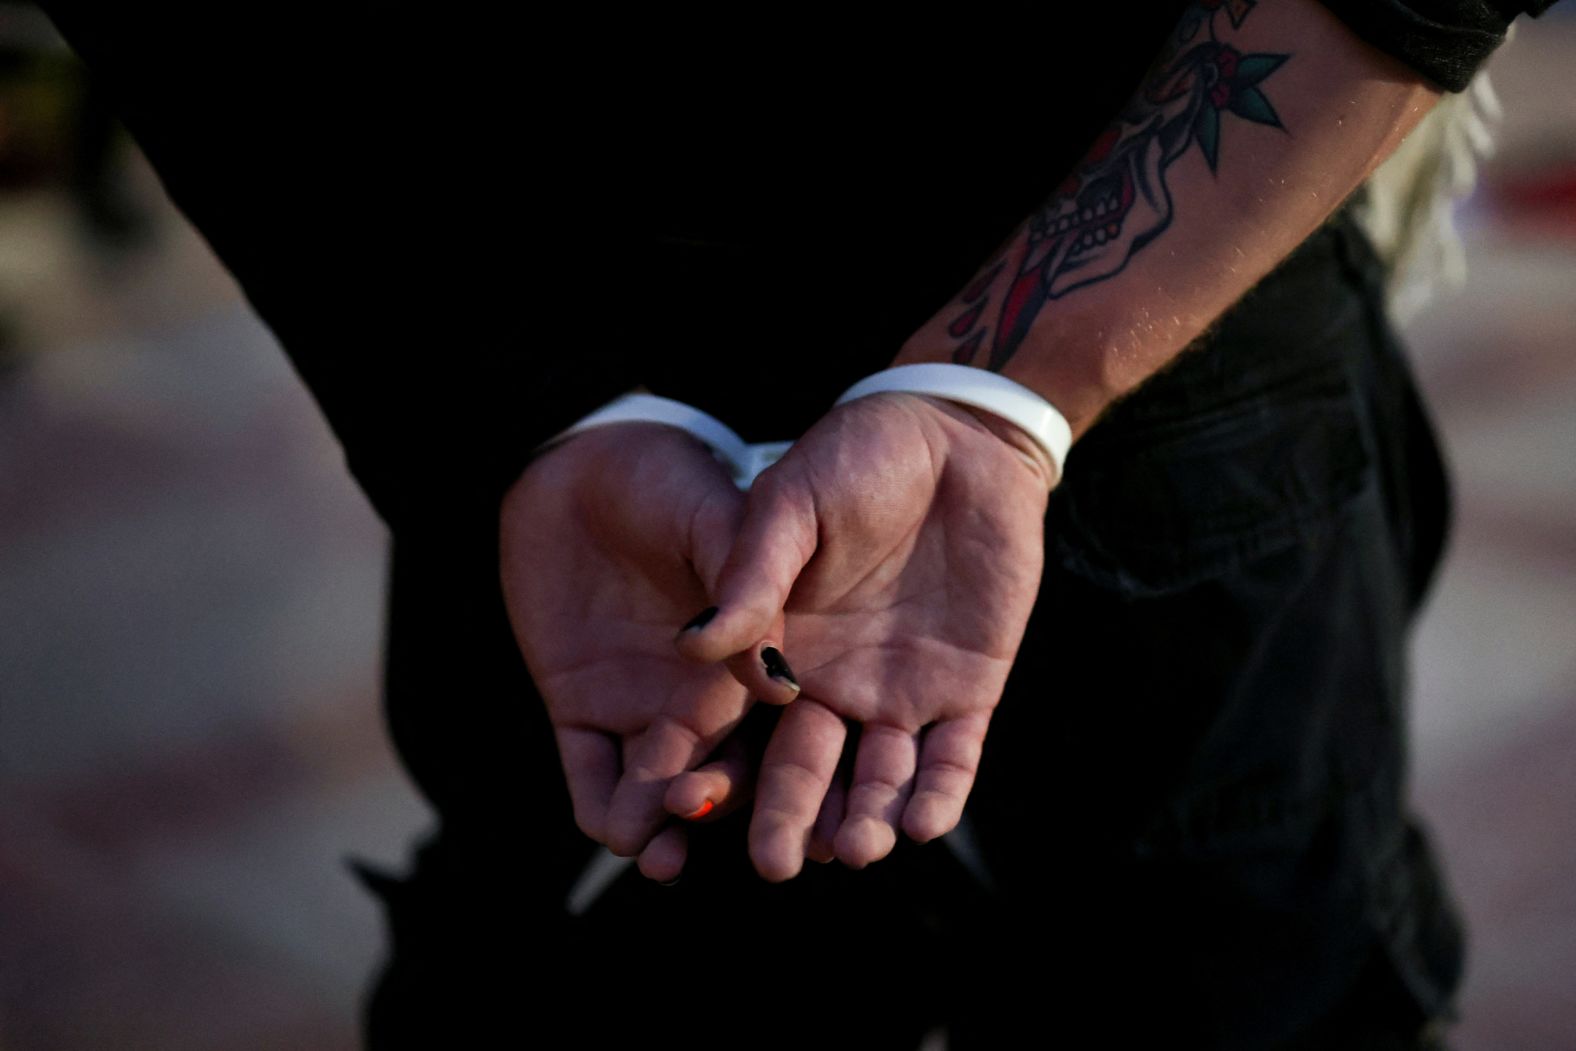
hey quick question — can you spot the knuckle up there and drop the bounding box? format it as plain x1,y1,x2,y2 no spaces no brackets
765,757,828,797
921,756,978,783
650,715,704,758
846,782,902,812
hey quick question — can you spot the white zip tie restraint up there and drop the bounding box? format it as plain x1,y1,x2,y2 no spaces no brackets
551,378,1040,913
833,364,1072,486
551,392,790,489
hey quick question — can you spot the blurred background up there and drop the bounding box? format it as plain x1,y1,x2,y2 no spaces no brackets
0,5,1571,1049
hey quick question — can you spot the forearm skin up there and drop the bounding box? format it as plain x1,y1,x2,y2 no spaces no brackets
894,0,1441,441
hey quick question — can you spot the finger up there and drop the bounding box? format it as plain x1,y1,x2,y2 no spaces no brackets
665,733,752,822
723,640,801,706
675,473,818,665
604,668,749,856
902,713,990,844
636,824,688,884
685,483,747,597
834,723,920,869
807,767,848,864
666,698,783,820
750,699,847,883
555,727,620,843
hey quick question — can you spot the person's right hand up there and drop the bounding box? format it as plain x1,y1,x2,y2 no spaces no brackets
674,393,1055,881
500,423,798,881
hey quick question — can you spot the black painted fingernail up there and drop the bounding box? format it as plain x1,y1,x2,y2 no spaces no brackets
761,647,800,691
679,606,718,634
659,877,680,887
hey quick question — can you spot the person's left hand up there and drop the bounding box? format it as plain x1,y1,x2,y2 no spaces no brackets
500,422,798,881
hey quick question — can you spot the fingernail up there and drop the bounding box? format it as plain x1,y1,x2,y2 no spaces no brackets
679,606,718,634
683,800,715,821
761,647,800,691
659,877,680,887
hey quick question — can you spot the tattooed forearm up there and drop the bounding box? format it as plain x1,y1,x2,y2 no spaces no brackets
897,0,1439,437
947,0,1289,372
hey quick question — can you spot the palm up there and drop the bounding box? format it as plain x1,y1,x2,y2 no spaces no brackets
779,397,1046,724
680,394,1051,879
500,423,753,857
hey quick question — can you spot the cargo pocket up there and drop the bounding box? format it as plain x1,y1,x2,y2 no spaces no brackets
1048,346,1375,597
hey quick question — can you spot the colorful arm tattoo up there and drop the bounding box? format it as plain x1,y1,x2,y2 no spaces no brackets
948,0,1290,371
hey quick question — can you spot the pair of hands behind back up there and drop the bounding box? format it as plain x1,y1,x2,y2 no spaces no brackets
500,393,1052,884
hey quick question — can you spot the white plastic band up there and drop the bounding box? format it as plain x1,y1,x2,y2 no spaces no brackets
551,393,785,489
833,364,1072,485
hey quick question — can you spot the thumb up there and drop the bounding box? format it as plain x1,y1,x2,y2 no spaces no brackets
675,470,818,666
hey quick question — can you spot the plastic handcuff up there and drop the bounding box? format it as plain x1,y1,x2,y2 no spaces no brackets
551,365,1071,489
833,364,1071,486
551,393,791,489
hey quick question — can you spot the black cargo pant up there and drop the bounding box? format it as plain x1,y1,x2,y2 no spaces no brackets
359,209,1462,1050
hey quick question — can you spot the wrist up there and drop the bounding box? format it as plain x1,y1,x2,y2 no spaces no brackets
530,392,792,491
506,418,671,506
893,321,1122,443
945,400,1059,490
836,363,1071,488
